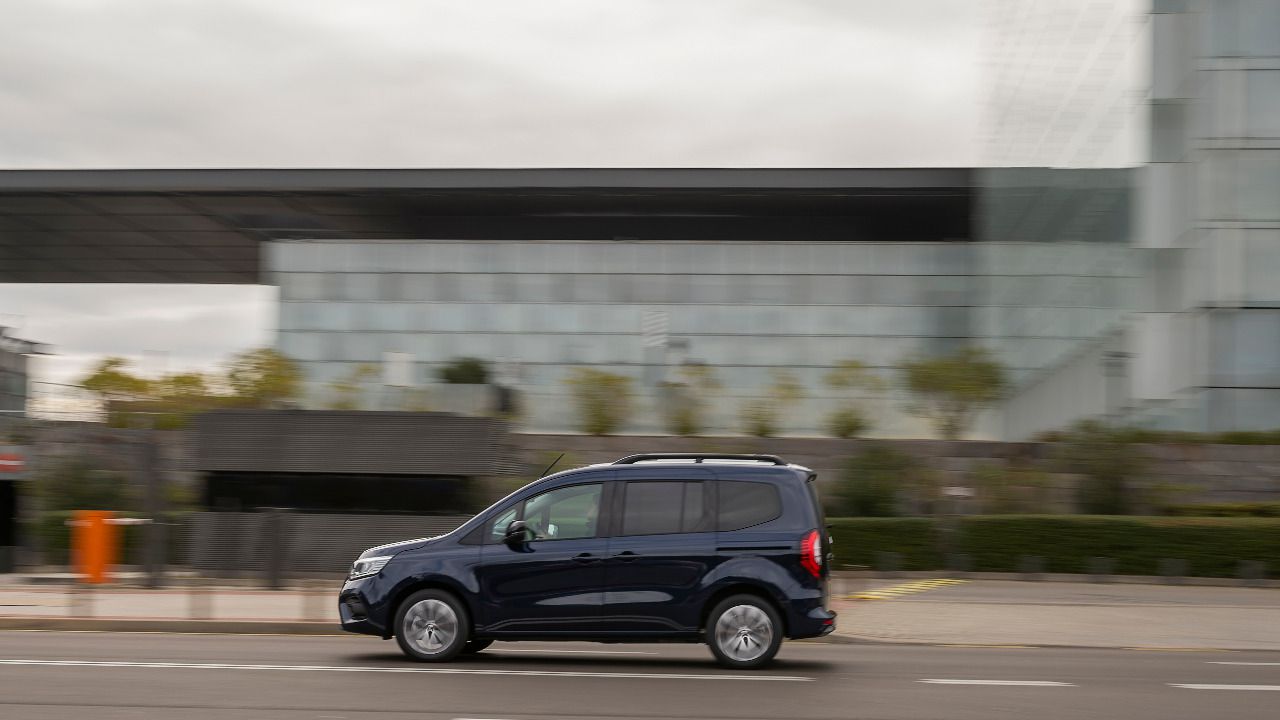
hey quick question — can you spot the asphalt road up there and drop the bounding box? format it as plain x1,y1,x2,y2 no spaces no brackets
1,631,1278,719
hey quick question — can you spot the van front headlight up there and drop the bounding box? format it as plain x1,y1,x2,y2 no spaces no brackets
349,555,393,580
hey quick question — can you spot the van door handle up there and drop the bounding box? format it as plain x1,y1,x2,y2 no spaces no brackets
614,551,639,562
572,553,600,564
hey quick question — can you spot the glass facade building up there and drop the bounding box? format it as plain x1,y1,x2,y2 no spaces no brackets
268,167,1137,436
271,240,981,434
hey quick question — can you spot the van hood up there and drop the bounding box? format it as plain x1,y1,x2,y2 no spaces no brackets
358,535,445,558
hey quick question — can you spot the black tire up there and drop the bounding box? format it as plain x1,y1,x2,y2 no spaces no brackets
393,589,470,662
461,639,494,655
705,594,783,669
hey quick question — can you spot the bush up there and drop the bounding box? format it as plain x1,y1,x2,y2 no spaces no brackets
826,518,943,570
438,357,489,385
826,408,870,439
824,515,1280,577
837,445,917,516
1163,502,1280,517
1035,427,1280,446
739,399,778,438
739,369,803,437
1053,420,1145,514
564,368,633,435
658,365,719,436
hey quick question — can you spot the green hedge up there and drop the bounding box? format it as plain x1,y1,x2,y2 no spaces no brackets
827,515,1280,578
1163,502,1280,518
827,518,943,570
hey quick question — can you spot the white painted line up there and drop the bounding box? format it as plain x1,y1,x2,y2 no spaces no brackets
919,679,1075,687
489,648,657,655
1208,661,1280,666
1171,684,1280,691
0,659,812,682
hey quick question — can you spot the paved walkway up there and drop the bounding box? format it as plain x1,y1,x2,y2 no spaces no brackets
0,585,338,622
830,578,1280,650
1,578,1278,650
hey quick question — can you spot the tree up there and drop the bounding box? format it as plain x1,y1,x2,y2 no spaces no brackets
326,364,379,410
438,357,489,385
740,369,803,437
225,348,302,408
823,360,884,438
155,371,210,400
81,357,151,405
80,359,218,428
659,363,721,436
901,346,1007,440
565,368,633,435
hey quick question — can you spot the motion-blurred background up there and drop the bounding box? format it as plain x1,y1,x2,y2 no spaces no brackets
1,0,1278,588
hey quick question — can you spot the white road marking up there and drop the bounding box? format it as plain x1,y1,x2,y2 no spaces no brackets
1171,684,1280,691
488,648,657,655
1208,661,1280,666
0,658,812,682
918,679,1075,687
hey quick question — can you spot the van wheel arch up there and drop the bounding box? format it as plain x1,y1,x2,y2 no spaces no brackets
384,580,474,640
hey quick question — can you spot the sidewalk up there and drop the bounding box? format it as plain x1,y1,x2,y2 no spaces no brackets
1,578,1278,650
829,578,1280,651
0,583,341,632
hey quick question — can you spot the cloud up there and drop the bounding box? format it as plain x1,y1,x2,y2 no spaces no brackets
0,0,983,168
0,284,276,385
0,1,986,385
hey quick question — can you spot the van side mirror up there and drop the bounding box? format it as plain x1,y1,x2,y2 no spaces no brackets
504,520,533,547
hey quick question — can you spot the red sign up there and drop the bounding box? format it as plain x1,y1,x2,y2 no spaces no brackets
0,454,23,472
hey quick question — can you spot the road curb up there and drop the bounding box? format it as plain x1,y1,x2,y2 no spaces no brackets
0,617,347,635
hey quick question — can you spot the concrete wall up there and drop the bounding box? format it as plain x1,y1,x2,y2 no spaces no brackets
15,422,1280,521
187,512,471,574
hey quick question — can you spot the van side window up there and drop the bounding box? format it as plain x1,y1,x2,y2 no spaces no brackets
621,481,711,536
717,480,781,531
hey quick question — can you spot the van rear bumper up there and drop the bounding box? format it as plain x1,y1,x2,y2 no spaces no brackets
787,603,837,639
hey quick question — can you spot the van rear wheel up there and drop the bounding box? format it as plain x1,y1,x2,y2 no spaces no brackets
706,594,782,669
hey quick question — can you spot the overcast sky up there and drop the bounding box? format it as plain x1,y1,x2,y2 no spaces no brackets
0,1,1140,387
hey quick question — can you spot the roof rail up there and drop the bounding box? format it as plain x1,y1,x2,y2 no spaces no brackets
612,453,788,466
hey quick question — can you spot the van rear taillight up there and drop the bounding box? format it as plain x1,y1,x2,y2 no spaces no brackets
800,529,823,578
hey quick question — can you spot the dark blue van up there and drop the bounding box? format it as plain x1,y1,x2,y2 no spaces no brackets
338,453,835,668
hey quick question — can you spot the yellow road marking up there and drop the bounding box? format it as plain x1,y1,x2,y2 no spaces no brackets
846,578,967,601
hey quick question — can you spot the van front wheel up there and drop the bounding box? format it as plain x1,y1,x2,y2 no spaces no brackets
394,589,469,662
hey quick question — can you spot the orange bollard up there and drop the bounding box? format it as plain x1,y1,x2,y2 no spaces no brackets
71,510,118,584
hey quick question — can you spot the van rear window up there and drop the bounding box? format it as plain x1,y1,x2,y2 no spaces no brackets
805,476,825,529
717,481,781,531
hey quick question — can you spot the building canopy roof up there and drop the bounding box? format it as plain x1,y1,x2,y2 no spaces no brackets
0,168,974,283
